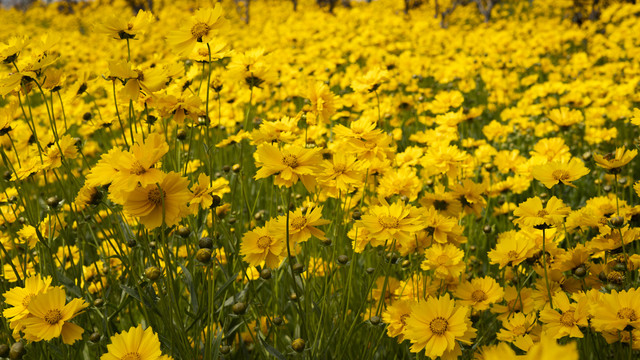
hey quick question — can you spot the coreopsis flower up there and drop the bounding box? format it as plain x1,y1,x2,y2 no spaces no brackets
525,333,579,360
240,219,285,268
355,200,424,245
227,48,276,88
189,40,231,63
274,206,329,246
166,5,226,56
156,91,203,125
635,180,640,198
539,292,589,339
352,67,389,93
16,225,39,249
95,10,154,40
2,276,53,330
428,91,464,114
189,173,229,212
109,133,169,199
547,107,583,127
488,230,536,268
254,143,322,190
513,196,570,229
492,286,536,321
496,313,540,351
593,147,637,173
250,115,299,145
318,153,364,194
377,166,422,202
41,135,78,170
108,61,168,102
21,287,87,344
381,300,414,343
419,186,462,218
532,157,590,188
530,137,570,162
307,81,336,124
422,207,466,245
454,277,504,311
591,288,640,333
403,294,476,358
450,179,486,216
420,243,465,280
101,325,163,360
121,172,192,229
421,145,470,179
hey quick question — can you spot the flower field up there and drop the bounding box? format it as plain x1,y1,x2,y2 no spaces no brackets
1,0,640,358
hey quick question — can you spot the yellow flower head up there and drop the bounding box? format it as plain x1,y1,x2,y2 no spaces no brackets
101,325,164,360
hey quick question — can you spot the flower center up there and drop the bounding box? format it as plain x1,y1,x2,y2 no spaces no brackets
257,236,271,249
131,161,146,175
433,199,448,211
507,250,519,260
333,163,346,174
22,293,36,307
512,325,526,336
44,309,62,325
552,169,571,182
507,299,522,312
290,216,307,230
135,69,144,81
198,47,210,57
191,22,210,41
537,210,548,217
436,254,450,265
429,317,448,336
122,353,142,360
400,314,409,326
378,215,399,229
147,188,164,206
617,307,638,322
471,289,488,302
282,154,298,168
560,310,576,327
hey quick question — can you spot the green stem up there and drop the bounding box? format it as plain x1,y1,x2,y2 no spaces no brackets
542,228,553,309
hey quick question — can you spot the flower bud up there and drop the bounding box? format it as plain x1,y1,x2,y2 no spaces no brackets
144,266,162,281
196,248,212,264
291,338,305,353
232,302,247,315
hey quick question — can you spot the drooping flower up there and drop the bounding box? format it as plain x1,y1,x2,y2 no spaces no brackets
593,147,637,173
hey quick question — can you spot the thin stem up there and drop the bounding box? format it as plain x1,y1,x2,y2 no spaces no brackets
542,228,554,309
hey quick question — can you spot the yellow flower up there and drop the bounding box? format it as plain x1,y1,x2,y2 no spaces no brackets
403,293,476,357
591,288,640,333
421,243,465,280
122,172,192,230
240,219,284,269
532,157,590,188
496,312,539,351
274,206,330,247
352,67,389,93
488,230,536,268
254,143,322,190
593,147,637,173
307,81,336,124
513,196,570,229
95,9,154,40
525,333,579,360
2,276,53,330
101,325,164,360
454,277,504,311
381,300,414,343
356,200,424,246
166,5,226,56
539,292,589,339
21,287,87,344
